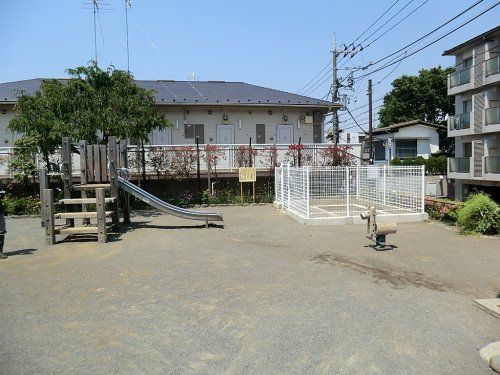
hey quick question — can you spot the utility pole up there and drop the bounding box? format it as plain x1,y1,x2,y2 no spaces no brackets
368,79,373,165
331,34,339,146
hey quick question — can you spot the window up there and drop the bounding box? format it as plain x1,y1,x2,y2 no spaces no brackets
313,124,322,143
462,99,472,114
395,139,417,159
462,57,472,70
463,142,472,157
374,141,386,161
184,124,204,144
256,124,265,144
313,111,323,124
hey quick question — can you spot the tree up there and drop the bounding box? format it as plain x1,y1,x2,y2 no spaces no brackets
9,62,171,171
378,67,454,127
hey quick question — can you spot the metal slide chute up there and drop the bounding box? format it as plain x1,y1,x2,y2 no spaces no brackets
117,177,223,223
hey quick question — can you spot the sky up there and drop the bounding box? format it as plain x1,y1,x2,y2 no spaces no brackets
1,0,499,130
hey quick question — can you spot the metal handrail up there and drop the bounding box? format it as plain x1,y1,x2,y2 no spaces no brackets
485,55,500,77
449,68,471,88
485,106,500,125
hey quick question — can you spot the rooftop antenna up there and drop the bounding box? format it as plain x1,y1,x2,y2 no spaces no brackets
189,69,197,81
93,0,98,64
125,0,132,73
83,1,112,66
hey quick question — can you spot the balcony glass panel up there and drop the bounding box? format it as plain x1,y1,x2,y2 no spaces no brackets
449,68,471,87
449,157,470,173
485,107,500,125
449,113,471,130
485,156,500,174
485,55,500,77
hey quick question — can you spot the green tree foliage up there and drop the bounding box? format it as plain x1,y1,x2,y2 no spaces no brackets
379,67,455,127
9,62,171,171
456,193,500,235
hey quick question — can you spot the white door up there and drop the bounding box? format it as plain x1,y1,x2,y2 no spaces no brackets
277,125,293,144
216,125,235,144
152,128,171,145
216,125,235,168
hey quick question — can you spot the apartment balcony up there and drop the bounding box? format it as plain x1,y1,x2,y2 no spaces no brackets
448,157,472,180
484,156,500,181
483,106,500,133
448,113,473,137
448,68,472,95
485,55,500,87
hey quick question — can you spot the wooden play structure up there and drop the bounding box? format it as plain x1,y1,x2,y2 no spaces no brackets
41,136,131,245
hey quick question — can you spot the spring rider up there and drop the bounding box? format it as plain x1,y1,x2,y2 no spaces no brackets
360,207,397,250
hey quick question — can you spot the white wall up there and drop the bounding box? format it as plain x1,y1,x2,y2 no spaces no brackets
155,106,323,145
0,105,18,146
0,103,327,146
372,125,441,161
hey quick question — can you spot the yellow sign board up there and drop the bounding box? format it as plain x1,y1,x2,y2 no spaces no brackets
239,167,256,182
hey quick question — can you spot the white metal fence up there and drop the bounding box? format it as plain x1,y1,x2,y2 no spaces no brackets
275,164,425,221
0,143,362,178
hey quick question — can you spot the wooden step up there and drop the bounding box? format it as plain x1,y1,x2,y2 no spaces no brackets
58,197,117,205
73,183,111,190
55,224,114,235
55,211,113,219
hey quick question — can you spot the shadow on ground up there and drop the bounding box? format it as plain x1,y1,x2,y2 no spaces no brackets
4,248,37,257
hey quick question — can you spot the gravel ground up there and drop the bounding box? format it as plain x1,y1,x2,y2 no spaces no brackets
0,206,499,374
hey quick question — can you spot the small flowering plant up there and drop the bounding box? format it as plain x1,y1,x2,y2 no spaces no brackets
284,144,305,166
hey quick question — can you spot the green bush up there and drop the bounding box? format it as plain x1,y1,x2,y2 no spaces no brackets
425,155,447,175
456,193,500,235
390,157,402,165
390,156,447,175
3,195,41,216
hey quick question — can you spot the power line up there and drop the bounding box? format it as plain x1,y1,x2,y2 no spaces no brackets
356,0,417,47
349,0,402,48
361,0,430,50
302,0,428,98
341,38,500,117
297,0,410,96
354,1,500,80
313,0,489,99
339,42,500,131
363,0,486,69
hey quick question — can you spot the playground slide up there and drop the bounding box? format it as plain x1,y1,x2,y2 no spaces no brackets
117,177,223,223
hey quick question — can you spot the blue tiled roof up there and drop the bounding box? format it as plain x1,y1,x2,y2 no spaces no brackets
0,79,331,107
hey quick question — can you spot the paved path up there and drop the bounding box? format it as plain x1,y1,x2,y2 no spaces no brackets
1,206,499,374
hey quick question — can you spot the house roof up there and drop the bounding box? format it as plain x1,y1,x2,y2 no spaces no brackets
0,79,333,108
372,120,446,134
442,25,500,56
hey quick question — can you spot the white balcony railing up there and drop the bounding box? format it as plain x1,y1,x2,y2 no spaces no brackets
485,156,500,174
0,143,363,178
485,107,500,125
449,68,471,88
485,55,500,77
448,157,471,173
449,113,471,131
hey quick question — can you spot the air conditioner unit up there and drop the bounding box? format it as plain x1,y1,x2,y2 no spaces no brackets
303,116,313,124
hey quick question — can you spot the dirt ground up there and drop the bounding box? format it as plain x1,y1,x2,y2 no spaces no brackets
0,205,499,374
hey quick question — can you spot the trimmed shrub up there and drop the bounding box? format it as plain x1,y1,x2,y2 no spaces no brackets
390,157,402,165
390,156,447,175
425,198,461,225
456,193,500,235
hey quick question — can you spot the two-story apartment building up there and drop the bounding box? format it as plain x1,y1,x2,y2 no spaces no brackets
443,25,500,200
0,79,335,147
